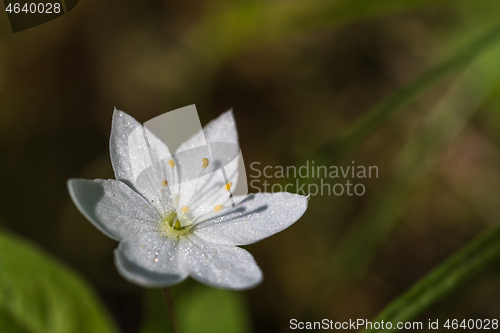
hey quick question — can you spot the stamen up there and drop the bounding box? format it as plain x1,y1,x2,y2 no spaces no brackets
168,159,176,168
182,157,211,211
181,206,190,213
225,182,233,191
161,180,168,186
214,204,223,212
202,157,209,169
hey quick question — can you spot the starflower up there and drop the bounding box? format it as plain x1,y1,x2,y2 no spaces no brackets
68,109,308,290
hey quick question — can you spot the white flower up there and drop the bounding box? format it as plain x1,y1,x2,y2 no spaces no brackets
68,109,308,290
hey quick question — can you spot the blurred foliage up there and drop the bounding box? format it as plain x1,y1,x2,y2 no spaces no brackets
334,26,500,282
0,230,117,333
309,23,500,164
2,0,500,332
363,223,500,333
141,284,251,333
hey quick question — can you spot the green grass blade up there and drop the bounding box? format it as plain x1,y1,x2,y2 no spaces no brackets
361,224,500,333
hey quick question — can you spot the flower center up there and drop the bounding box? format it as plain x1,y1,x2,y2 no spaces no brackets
157,156,234,238
160,211,192,239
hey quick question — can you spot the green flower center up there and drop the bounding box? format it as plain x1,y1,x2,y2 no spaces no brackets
160,211,192,239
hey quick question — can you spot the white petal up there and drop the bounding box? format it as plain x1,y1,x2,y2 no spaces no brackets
174,110,242,219
133,161,177,217
175,129,206,154
179,235,262,290
193,192,308,245
110,109,168,184
175,109,238,154
109,109,176,215
114,238,188,288
175,165,238,226
204,109,238,144
186,143,242,209
202,111,241,203
67,179,162,241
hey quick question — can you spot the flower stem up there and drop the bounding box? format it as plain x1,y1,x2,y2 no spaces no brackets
163,287,179,333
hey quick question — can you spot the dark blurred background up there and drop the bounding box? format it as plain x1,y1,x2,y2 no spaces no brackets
2,0,500,332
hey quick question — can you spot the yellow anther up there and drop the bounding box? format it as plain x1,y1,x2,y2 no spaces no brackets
161,180,168,186
202,157,209,169
181,206,190,213
225,182,233,191
214,204,223,212
168,159,176,168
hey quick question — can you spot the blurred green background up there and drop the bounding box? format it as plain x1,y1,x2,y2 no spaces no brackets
2,0,500,332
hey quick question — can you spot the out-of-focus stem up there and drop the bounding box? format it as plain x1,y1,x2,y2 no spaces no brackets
163,287,179,333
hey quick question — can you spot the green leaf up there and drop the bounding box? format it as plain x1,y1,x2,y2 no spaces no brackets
361,224,500,333
141,284,251,333
0,230,118,333
0,308,30,333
